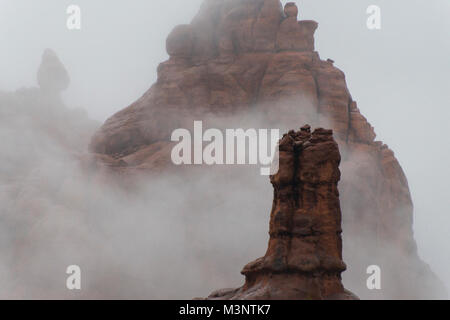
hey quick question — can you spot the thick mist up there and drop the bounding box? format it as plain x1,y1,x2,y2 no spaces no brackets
0,0,449,298
0,83,276,298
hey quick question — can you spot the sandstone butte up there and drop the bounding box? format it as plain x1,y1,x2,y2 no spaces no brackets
208,126,358,300
89,0,445,299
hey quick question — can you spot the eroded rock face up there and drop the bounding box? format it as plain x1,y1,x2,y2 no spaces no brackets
208,126,357,300
90,0,445,299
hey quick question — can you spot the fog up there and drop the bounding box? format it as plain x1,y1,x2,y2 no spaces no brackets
0,0,449,298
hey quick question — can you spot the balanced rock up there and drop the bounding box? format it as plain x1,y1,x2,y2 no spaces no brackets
37,49,70,93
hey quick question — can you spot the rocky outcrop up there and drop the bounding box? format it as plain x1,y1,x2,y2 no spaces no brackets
90,0,445,299
208,126,358,300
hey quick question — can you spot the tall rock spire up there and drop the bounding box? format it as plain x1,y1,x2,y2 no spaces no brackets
208,126,358,300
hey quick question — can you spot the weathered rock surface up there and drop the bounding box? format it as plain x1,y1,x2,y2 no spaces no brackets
90,0,445,299
208,126,358,300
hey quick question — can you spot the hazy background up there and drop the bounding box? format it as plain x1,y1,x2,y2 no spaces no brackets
0,0,449,297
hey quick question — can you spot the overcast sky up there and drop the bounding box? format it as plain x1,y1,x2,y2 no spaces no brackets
1,0,449,291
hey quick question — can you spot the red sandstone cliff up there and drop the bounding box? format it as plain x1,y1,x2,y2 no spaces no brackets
90,0,444,299
208,126,358,300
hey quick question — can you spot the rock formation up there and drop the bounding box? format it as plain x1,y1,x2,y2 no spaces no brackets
37,49,70,94
90,0,445,299
0,50,101,299
208,126,358,300
0,50,96,183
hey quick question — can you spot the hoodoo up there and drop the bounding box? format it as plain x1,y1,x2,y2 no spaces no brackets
208,126,358,300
